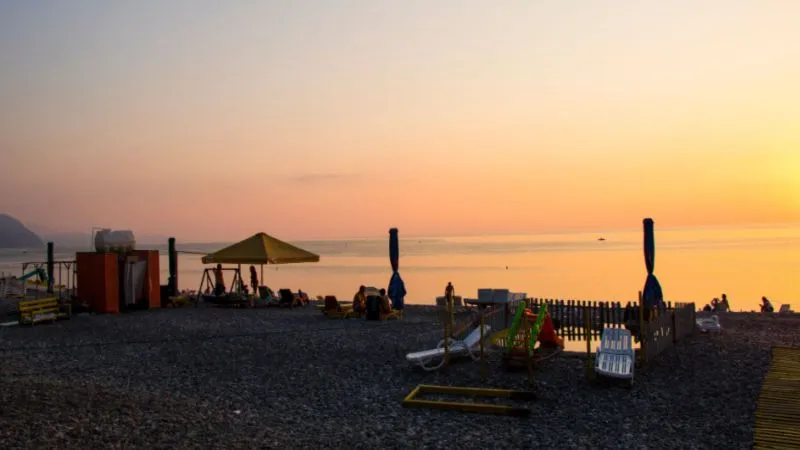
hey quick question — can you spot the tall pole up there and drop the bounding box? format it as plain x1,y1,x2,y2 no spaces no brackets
480,312,486,380
168,237,178,296
443,300,450,369
46,242,54,295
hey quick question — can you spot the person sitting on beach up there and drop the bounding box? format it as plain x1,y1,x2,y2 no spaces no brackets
710,298,719,312
379,288,392,313
718,294,730,312
761,296,774,313
297,289,309,306
324,295,341,312
353,285,367,315
213,264,226,296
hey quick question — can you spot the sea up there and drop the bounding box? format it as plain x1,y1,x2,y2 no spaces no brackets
1,225,798,312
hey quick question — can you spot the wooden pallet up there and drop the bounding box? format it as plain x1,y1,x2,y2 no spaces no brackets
754,346,800,449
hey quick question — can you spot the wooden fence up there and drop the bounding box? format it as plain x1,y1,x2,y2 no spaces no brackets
640,302,696,363
441,297,696,362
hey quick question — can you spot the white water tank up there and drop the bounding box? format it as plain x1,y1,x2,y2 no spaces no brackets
94,229,136,253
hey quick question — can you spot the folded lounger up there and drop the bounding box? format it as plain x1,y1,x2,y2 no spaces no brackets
594,328,635,385
322,296,357,319
696,315,722,333
405,325,492,372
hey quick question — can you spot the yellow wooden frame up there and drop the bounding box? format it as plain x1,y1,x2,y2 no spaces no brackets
18,296,70,325
402,384,535,416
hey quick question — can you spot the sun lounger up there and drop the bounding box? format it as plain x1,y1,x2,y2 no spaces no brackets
257,286,280,305
278,289,297,308
383,309,402,320
594,328,635,385
696,315,722,333
405,325,492,371
320,295,357,319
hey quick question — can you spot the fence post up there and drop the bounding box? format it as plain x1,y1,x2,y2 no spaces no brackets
672,309,678,343
584,306,595,383
599,301,605,331
443,299,452,370
480,311,486,381
638,291,646,364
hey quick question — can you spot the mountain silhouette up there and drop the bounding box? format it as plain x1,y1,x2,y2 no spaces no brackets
0,213,44,249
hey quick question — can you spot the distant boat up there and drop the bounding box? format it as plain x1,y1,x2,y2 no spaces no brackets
597,237,606,241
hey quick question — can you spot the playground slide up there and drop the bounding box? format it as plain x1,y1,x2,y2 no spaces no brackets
19,268,47,282
505,303,562,352
505,301,528,352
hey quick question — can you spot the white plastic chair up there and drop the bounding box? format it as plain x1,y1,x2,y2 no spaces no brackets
594,328,635,385
696,315,723,333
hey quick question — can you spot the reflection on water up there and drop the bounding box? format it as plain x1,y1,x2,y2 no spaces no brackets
1,225,797,312
557,326,642,354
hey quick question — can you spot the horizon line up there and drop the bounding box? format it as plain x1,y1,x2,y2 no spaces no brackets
174,221,800,246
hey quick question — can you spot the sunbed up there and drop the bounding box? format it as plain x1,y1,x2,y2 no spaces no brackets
278,289,297,308
320,295,357,319
405,325,492,371
594,328,635,385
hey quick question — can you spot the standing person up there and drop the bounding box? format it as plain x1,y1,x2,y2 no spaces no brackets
388,272,406,313
213,264,226,296
445,282,455,309
249,266,259,294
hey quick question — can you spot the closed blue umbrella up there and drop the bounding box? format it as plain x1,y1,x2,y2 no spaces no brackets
388,228,406,310
642,218,664,309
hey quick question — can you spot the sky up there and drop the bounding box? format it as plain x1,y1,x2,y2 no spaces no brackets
1,0,798,241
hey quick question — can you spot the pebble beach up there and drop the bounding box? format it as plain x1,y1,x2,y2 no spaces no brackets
1,305,798,449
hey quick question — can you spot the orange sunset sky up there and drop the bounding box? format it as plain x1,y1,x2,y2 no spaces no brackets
1,1,798,241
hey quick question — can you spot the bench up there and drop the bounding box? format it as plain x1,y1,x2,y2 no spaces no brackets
168,295,190,308
18,297,71,325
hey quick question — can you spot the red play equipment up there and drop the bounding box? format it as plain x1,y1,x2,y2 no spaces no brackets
519,309,563,351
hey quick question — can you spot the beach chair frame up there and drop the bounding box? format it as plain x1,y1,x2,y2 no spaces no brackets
405,325,491,371
403,384,535,416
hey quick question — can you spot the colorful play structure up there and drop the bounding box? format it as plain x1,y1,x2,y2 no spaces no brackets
402,218,681,415
403,298,564,415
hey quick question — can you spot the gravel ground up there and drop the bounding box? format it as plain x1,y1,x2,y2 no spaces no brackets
1,306,798,450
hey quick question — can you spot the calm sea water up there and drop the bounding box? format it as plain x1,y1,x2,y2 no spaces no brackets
1,226,797,312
